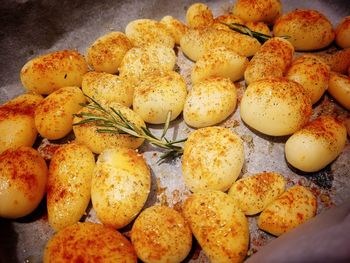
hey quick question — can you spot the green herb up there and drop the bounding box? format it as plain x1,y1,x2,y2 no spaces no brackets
73,95,186,162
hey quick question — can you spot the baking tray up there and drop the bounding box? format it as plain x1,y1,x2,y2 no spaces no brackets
0,0,349,262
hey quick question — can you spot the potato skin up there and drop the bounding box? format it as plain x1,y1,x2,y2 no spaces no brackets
20,50,88,95
47,143,95,231
35,86,86,140
335,16,350,48
44,222,137,263
160,16,189,45
186,3,214,28
0,146,47,219
258,186,317,236
131,206,192,263
273,9,335,51
182,127,244,192
212,14,244,31
328,72,350,110
240,78,312,136
285,115,347,173
183,190,249,263
91,148,150,229
0,93,43,154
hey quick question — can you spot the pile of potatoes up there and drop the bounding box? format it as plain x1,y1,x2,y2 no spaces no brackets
0,0,349,262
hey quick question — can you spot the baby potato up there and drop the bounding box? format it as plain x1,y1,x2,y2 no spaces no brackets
183,190,249,263
47,143,95,231
212,14,245,31
20,50,88,95
258,185,317,236
87,31,133,74
240,78,312,136
273,9,335,51
191,46,249,84
180,27,261,61
125,19,175,48
133,70,187,124
314,48,350,74
91,148,151,229
160,15,189,45
286,55,330,104
183,77,237,128
0,93,43,154
182,127,244,192
82,71,134,107
35,86,86,140
0,146,48,219
131,206,192,263
44,222,137,263
73,101,145,154
335,16,350,48
228,172,285,215
285,115,347,173
186,3,214,28
245,21,271,36
328,72,350,110
232,0,282,24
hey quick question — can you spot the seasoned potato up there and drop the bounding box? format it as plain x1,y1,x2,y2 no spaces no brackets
125,19,175,48
286,55,330,104
245,21,271,35
212,14,244,31
20,50,88,95
183,190,249,263
328,72,350,110
186,3,214,28
35,86,86,140
191,46,249,84
258,186,317,236
47,143,95,231
182,127,244,192
133,70,187,124
0,146,47,219
228,172,285,215
273,9,335,51
87,31,133,74
180,27,261,61
44,222,137,263
160,15,189,45
314,48,350,74
240,78,312,136
82,71,134,107
91,148,151,229
131,206,192,263
232,0,282,24
0,93,43,154
73,101,145,154
183,77,237,128
335,16,350,48
285,115,347,172
244,37,294,85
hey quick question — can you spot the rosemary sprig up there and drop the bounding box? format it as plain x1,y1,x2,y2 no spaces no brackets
73,95,186,161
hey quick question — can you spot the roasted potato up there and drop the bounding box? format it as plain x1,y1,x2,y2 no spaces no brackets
335,16,350,48
245,21,271,35
328,72,350,110
314,48,350,74
160,16,189,44
186,3,214,28
212,14,244,31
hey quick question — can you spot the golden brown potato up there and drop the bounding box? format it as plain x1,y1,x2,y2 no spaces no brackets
186,3,214,28
335,16,350,48
212,14,245,31
314,48,350,74
245,21,271,35
328,72,350,110
160,16,189,44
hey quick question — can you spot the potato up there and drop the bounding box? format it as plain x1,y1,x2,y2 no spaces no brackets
82,71,134,107
240,78,312,136
35,86,86,140
160,15,189,45
186,3,214,28
180,27,261,61
232,0,282,24
91,148,151,229
273,9,335,51
228,172,285,215
131,206,192,263
335,16,350,48
191,46,249,84
183,77,237,128
245,21,271,36
286,55,330,104
44,222,137,263
87,31,133,74
133,70,187,124
328,72,350,110
73,101,145,154
212,14,244,31
285,115,347,172
125,19,175,48
345,118,350,137
0,93,43,154
47,143,95,231
0,146,47,219
244,37,294,85
314,48,350,74
20,50,88,95
182,127,244,192
258,185,317,236
183,190,249,263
